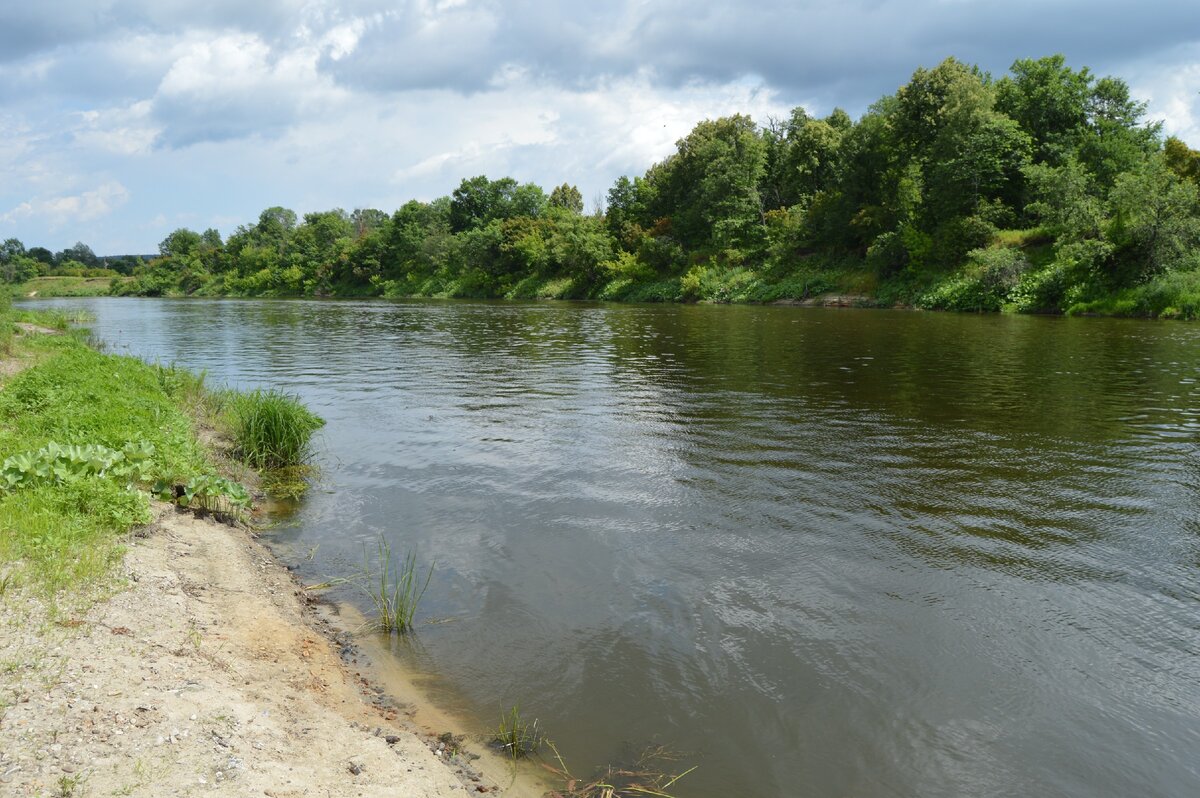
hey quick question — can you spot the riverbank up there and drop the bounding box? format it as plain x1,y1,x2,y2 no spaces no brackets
0,318,509,797
16,276,126,298
0,504,486,797
20,256,1200,320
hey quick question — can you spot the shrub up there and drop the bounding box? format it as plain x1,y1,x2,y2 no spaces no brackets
919,247,1029,311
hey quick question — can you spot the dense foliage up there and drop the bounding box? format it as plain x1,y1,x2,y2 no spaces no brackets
6,54,1200,317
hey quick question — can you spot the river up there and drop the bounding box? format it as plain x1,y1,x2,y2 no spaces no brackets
29,297,1200,798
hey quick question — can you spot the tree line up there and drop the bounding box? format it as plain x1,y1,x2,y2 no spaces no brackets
6,54,1200,317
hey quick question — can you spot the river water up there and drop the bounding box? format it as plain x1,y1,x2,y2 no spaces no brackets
32,297,1200,797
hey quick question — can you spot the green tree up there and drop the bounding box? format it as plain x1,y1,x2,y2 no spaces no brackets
1023,158,1103,242
57,242,98,268
0,256,37,283
1164,136,1200,183
253,207,298,253
894,58,988,161
159,228,203,259
762,107,849,210
647,114,768,253
544,209,613,284
1108,155,1200,281
548,183,584,214
26,247,53,265
449,176,546,232
995,55,1092,164
0,238,25,262
1078,76,1160,188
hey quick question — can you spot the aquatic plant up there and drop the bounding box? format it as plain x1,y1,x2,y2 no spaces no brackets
543,741,696,798
363,538,432,634
229,388,324,469
258,465,317,500
493,705,544,759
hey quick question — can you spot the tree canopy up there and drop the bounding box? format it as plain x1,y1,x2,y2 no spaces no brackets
10,53,1200,319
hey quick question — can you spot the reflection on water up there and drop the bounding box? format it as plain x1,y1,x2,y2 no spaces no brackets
35,297,1200,798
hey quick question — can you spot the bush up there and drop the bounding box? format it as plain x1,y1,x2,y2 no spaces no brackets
1009,263,1072,312
919,247,1029,311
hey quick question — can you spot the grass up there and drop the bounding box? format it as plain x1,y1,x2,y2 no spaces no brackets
0,299,321,597
493,705,544,759
17,276,128,297
543,743,696,798
1065,269,1200,320
0,291,12,356
0,329,215,593
228,388,324,469
362,538,432,634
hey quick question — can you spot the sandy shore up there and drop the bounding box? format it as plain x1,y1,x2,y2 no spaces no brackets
0,504,506,797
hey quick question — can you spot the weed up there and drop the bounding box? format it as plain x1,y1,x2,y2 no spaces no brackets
153,474,251,519
543,741,696,798
55,773,84,797
493,705,544,759
229,388,324,469
361,539,432,634
259,465,317,500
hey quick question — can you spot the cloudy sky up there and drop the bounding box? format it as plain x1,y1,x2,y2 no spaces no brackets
1,1,1198,254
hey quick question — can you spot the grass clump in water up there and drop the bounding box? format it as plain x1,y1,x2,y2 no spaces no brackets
229,388,323,469
544,742,696,798
493,705,544,759
362,538,432,634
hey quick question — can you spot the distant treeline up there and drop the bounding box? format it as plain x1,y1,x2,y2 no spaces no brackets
6,54,1200,317
0,241,150,282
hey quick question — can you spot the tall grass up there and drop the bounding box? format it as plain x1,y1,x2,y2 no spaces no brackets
229,388,324,468
493,705,544,759
0,291,12,356
363,539,432,634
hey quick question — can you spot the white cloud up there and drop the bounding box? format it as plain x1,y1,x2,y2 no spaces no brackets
2,181,130,226
1124,47,1200,146
150,30,348,147
75,101,160,155
0,1,1197,252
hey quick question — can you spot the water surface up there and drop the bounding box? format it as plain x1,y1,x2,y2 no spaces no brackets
35,297,1200,798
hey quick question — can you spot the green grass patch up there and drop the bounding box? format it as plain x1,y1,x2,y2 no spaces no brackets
228,388,324,469
0,305,326,597
0,334,215,593
1065,269,1200,319
16,276,125,297
993,227,1053,248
